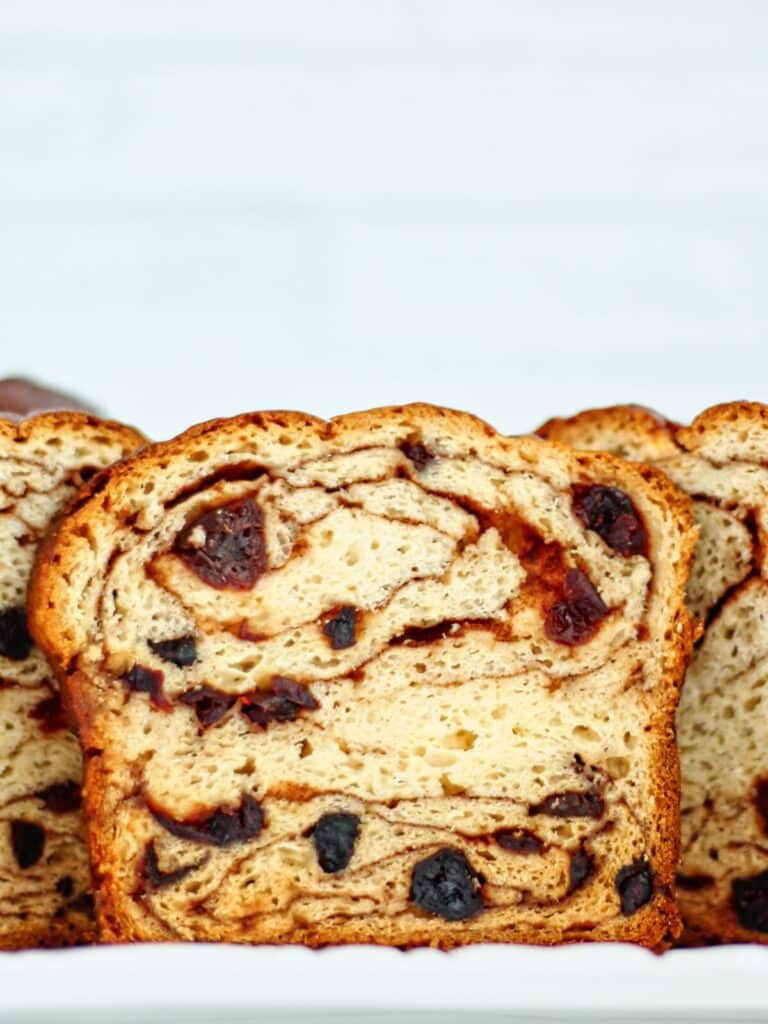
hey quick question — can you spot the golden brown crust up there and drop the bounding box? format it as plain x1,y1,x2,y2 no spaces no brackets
0,918,96,952
30,403,695,950
538,405,682,462
0,411,145,950
0,410,143,450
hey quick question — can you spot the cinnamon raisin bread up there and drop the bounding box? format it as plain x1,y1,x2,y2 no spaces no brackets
0,412,144,949
30,404,695,949
539,402,768,944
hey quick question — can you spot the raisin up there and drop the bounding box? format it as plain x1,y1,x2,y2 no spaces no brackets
676,873,714,891
241,676,319,728
544,569,608,646
400,441,433,471
175,497,267,590
410,847,484,921
150,794,264,847
148,635,197,668
179,686,236,727
11,820,45,868
0,607,32,661
141,842,199,889
29,693,68,733
322,606,358,650
732,870,768,932
121,665,171,710
36,780,82,813
569,847,594,892
311,812,360,873
573,485,648,558
616,859,654,915
529,789,604,819
495,828,544,855
56,876,75,898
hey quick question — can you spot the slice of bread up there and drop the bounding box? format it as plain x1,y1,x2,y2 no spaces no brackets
29,404,695,949
539,401,768,944
0,412,144,949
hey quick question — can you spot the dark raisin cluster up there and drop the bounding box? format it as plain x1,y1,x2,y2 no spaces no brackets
573,485,648,557
410,847,484,921
175,497,267,589
545,569,608,646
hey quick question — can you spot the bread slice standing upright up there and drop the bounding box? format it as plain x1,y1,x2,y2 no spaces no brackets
540,402,768,943
0,412,144,948
30,404,695,949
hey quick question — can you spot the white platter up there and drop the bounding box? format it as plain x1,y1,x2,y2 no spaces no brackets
2,943,768,1023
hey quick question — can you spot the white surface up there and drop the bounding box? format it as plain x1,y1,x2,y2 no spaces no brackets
1,2,767,439
2,4,768,1022
1,943,768,1023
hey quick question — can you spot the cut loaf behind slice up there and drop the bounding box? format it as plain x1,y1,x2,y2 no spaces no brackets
540,401,768,943
30,404,695,949
0,412,144,949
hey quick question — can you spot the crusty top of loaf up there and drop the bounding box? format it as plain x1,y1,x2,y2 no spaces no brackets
0,410,144,461
538,405,681,462
540,400,768,465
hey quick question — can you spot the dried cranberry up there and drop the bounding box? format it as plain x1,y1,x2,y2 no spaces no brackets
311,812,360,873
410,847,484,921
175,497,267,590
544,569,608,646
616,859,654,915
400,441,433,471
529,790,604,819
36,780,81,813
141,842,199,889
56,876,74,898
179,686,236,727
676,873,714,891
573,485,648,558
0,607,32,661
11,820,45,868
495,828,544,855
150,794,264,847
322,606,358,650
29,693,68,733
148,635,197,668
121,665,170,710
732,869,768,932
569,847,594,892
241,677,319,729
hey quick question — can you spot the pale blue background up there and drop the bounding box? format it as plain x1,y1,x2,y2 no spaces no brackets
1,2,766,441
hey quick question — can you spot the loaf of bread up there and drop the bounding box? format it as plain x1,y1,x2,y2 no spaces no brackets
0,412,144,949
539,402,768,943
0,378,93,419
30,404,695,949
